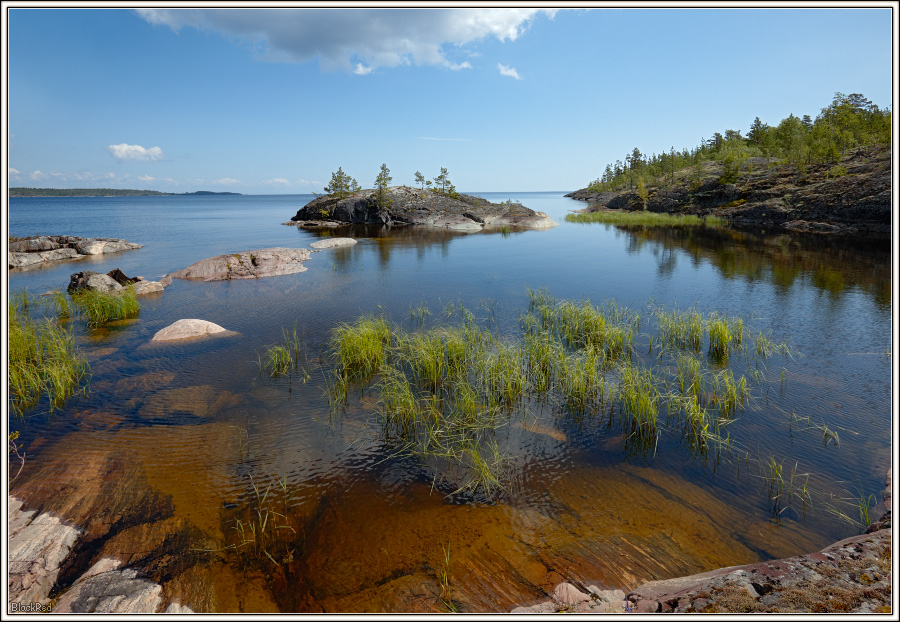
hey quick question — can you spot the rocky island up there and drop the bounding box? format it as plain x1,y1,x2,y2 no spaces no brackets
566,145,890,236
288,186,557,232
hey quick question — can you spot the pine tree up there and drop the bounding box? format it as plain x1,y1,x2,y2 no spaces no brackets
374,163,393,209
325,167,354,198
433,167,451,195
414,171,425,189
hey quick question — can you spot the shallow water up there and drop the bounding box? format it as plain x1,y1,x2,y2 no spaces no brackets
7,193,892,612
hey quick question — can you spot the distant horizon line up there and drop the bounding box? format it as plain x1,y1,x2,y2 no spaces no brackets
8,187,575,196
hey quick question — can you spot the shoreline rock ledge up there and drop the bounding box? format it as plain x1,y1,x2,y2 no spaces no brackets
8,236,143,269
510,469,892,614
289,186,557,232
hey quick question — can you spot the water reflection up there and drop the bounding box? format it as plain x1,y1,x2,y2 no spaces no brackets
614,225,890,307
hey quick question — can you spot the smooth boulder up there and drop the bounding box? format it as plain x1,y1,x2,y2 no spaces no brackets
151,319,229,342
309,238,358,249
166,247,312,282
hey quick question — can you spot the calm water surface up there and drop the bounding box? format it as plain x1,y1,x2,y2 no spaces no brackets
7,193,892,612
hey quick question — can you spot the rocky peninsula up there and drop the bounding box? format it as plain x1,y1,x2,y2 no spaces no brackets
566,145,890,236
289,186,556,232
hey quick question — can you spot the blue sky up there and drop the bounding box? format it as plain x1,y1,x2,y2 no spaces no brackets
5,6,895,194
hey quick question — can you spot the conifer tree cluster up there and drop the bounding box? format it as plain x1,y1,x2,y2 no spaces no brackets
585,92,891,193
324,165,461,201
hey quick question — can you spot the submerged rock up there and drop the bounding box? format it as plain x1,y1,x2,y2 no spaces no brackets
291,186,557,231
150,319,231,342
166,247,312,281
138,384,242,420
309,237,358,249
8,236,143,269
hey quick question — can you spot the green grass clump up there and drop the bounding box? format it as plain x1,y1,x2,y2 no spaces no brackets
331,315,391,378
259,326,309,380
8,292,90,415
656,307,704,352
565,210,726,228
707,313,744,362
71,286,140,326
615,362,660,448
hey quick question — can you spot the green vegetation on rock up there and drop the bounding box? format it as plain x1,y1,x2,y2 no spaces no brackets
583,92,890,193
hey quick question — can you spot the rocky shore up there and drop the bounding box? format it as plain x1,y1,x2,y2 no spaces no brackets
566,145,890,236
511,470,892,614
8,236,143,269
289,186,556,231
8,470,890,614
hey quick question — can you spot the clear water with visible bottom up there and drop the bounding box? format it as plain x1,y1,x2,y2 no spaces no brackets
7,193,892,612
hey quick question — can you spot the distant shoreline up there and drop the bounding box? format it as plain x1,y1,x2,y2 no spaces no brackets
8,188,242,197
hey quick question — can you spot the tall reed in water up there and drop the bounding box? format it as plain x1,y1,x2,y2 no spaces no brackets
8,291,90,415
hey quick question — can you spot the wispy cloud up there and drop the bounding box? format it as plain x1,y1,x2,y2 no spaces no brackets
417,136,475,142
297,179,321,186
498,63,522,80
138,175,176,183
263,178,291,185
213,177,242,185
9,167,20,175
108,143,165,161
137,8,556,73
30,170,48,181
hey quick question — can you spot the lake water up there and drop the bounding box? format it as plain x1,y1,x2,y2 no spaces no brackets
7,193,893,612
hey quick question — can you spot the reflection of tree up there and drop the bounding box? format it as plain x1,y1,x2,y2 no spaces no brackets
654,245,678,278
612,225,890,306
301,224,506,271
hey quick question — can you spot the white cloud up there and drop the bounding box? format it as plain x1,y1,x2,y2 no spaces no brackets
108,143,165,161
9,167,20,175
498,63,522,80
137,8,556,72
138,175,176,183
214,177,242,185
30,170,48,181
263,178,291,185
297,179,321,186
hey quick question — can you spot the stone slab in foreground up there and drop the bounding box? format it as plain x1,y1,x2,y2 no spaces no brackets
8,496,194,614
166,247,312,281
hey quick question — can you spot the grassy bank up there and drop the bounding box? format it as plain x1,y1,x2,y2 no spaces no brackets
565,209,727,228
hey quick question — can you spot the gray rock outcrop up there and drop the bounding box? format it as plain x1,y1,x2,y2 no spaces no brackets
166,247,312,281
8,496,194,614
290,186,557,231
8,495,82,605
8,236,143,269
67,269,167,296
67,271,124,294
